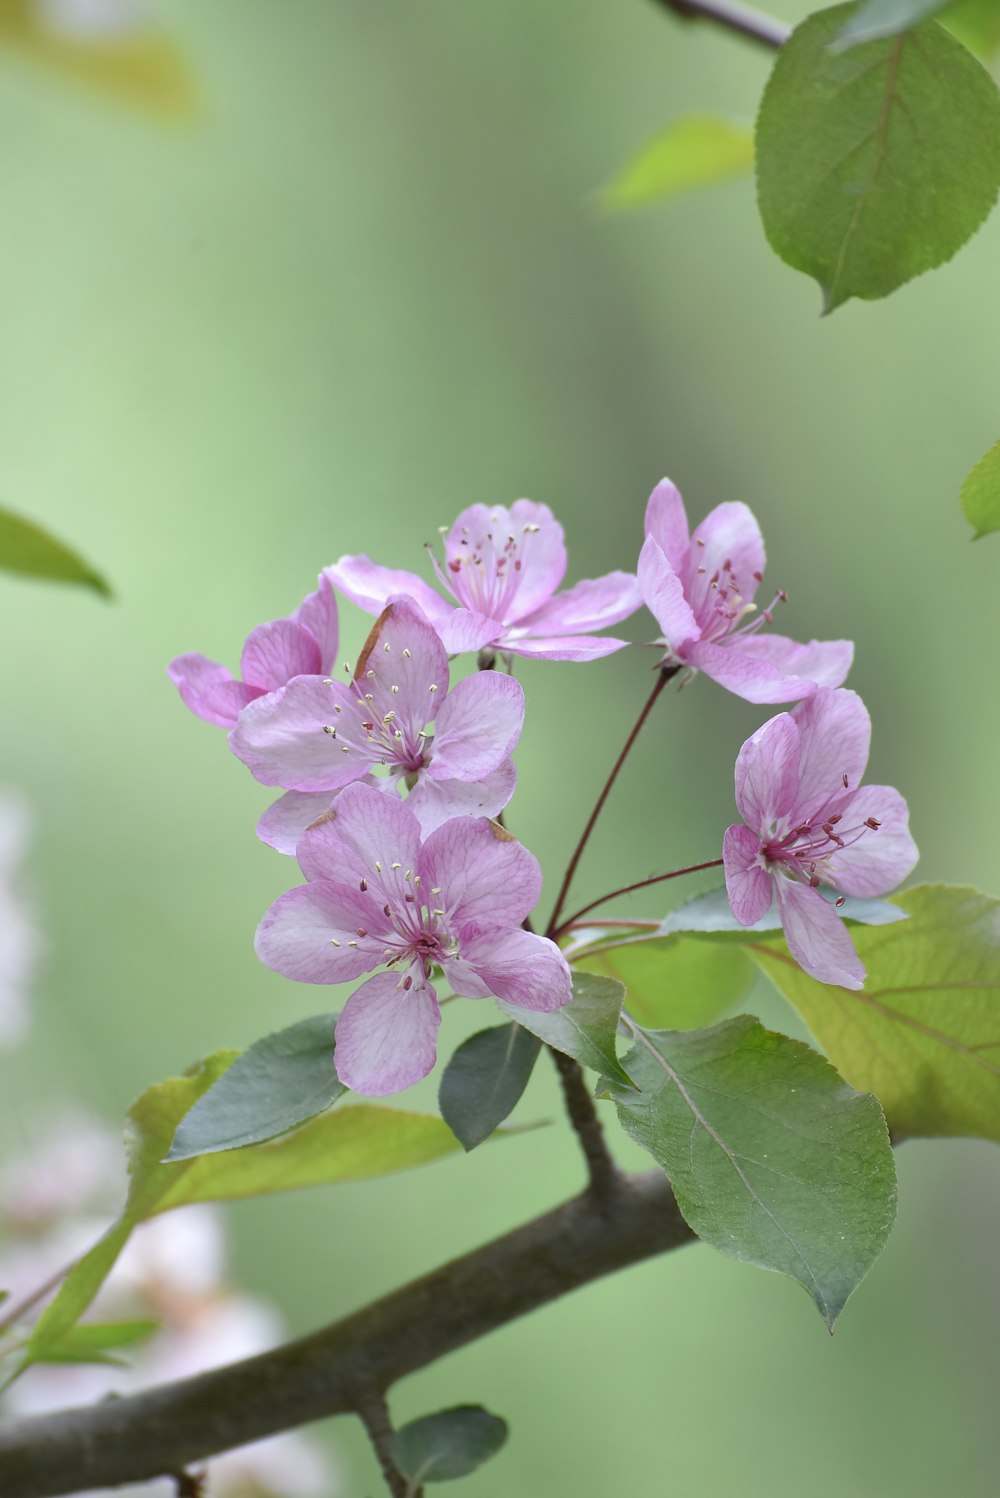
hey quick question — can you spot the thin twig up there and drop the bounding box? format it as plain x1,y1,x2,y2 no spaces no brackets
549,1049,620,1201
651,0,790,50
355,1388,409,1498
553,858,724,940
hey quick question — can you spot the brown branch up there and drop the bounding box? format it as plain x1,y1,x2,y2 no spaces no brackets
651,0,790,50
549,1049,620,1201
0,1172,693,1497
355,1388,410,1498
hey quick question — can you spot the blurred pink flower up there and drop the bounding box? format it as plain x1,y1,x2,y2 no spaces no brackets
328,500,641,661
169,575,338,729
256,782,571,1094
638,478,853,703
723,688,918,988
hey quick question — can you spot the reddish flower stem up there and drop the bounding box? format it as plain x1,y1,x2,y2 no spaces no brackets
545,667,677,939
552,858,724,942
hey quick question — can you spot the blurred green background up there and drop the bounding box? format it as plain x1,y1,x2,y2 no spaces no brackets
2,0,999,1492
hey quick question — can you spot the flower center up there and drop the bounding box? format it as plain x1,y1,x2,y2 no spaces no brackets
426,517,541,622
763,788,882,892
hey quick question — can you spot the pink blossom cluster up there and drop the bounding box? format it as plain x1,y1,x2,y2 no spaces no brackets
170,482,917,1091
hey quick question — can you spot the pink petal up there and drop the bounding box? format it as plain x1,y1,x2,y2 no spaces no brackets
444,501,567,623
240,620,323,693
723,824,773,926
334,972,441,1095
230,678,364,792
734,634,854,691
644,477,690,577
255,883,385,984
325,556,452,627
686,502,765,632
353,596,450,742
431,672,524,779
447,926,572,1011
824,786,918,898
501,633,631,662
637,536,699,652
257,791,335,856
734,712,800,831
418,817,542,930
296,781,422,905
774,877,865,990
517,572,642,635
168,655,262,729
405,760,517,835
293,574,339,673
434,609,506,655
791,688,871,823
686,639,821,705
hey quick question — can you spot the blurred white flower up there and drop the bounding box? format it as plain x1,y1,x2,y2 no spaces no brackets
35,0,151,40
0,790,39,1049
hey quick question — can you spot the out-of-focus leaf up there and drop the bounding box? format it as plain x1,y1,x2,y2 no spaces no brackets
658,885,908,938
439,1024,541,1150
750,884,1000,1142
0,0,198,119
601,1015,896,1328
601,115,753,209
498,972,633,1085
390,1406,509,1486
167,1013,346,1159
756,6,1000,311
833,0,949,49
577,935,753,1030
25,1054,467,1369
945,0,1000,58
960,439,1000,539
30,1319,159,1367
0,507,110,596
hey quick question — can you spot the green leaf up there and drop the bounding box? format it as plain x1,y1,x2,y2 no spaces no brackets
30,1319,159,1367
438,1024,541,1150
25,1054,466,1368
749,884,1000,1142
601,1016,896,1327
577,936,754,1030
390,1406,509,1487
659,885,908,939
0,507,110,596
497,972,634,1085
834,0,949,49
960,439,1000,539
601,114,753,209
756,5,1000,312
167,1013,346,1159
945,0,1000,58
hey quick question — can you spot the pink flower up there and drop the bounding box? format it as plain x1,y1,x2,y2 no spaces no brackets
230,595,524,842
327,500,641,662
723,688,918,989
255,783,572,1095
638,478,853,703
168,576,339,729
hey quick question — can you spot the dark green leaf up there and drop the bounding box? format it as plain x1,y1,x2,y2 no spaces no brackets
31,1319,159,1367
390,1406,508,1486
25,1054,468,1369
577,936,753,1030
438,1024,541,1150
497,972,633,1085
756,5,1000,311
960,439,1000,539
834,0,948,49
601,115,753,209
0,507,110,596
659,885,907,939
750,884,1000,1142
601,1015,896,1327
167,1013,345,1159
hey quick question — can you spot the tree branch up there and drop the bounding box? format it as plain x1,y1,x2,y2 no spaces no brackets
651,0,790,50
355,1388,410,1498
549,1049,620,1201
0,1172,693,1497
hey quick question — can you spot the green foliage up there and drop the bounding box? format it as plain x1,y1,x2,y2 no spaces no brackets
498,972,633,1084
0,507,110,596
439,1024,541,1151
756,5,1000,312
167,1013,346,1159
577,936,753,1030
601,115,753,209
945,0,1000,57
751,885,1000,1142
659,885,907,938
960,439,1000,538
28,1320,159,1368
390,1406,509,1487
834,0,949,49
24,1054,466,1369
601,1016,896,1327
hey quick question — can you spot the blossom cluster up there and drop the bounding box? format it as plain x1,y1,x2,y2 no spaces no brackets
171,481,917,1092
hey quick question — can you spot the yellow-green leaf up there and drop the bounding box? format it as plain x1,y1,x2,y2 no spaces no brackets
960,439,1000,539
0,508,110,596
601,114,753,210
